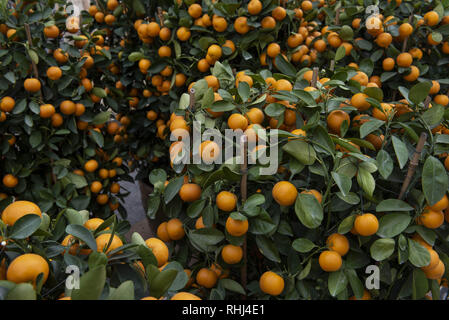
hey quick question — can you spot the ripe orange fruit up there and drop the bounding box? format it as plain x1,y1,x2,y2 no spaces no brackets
145,237,169,267
398,23,413,37
147,22,160,37
326,233,349,256
351,93,371,111
0,96,15,112
225,217,248,236
196,267,217,288
351,71,369,86
44,25,59,38
84,218,105,231
179,183,202,202
428,195,449,211
372,103,393,121
396,52,413,67
157,222,171,242
197,58,210,72
221,244,243,264
96,233,123,254
403,65,420,82
234,16,250,34
421,249,440,272
60,100,76,115
158,45,172,57
319,250,342,272
375,32,392,48
90,181,102,193
259,271,284,296
84,159,99,172
171,292,201,300
1,200,41,226
228,113,249,131
176,27,191,41
424,259,445,280
261,16,276,29
430,80,440,95
39,104,55,118
420,207,444,229
188,3,202,19
327,109,350,135
248,0,262,15
46,66,62,80
435,94,449,106
212,15,228,32
166,218,185,240
354,213,379,236
272,181,298,206
216,191,237,212
24,78,41,93
424,11,439,26
267,43,281,58
7,253,49,286
382,57,395,71
53,48,69,63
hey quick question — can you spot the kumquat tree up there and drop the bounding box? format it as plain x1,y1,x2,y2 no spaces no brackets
0,0,448,304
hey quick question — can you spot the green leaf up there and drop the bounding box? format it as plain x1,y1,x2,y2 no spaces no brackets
377,213,412,238
408,239,431,267
66,224,97,251
220,278,245,295
66,173,88,188
189,228,225,252
237,81,250,102
209,100,235,112
412,269,428,300
71,265,106,300
283,140,316,165
338,215,356,234
370,238,395,261
9,215,42,239
164,177,184,204
356,167,375,197
92,87,107,98
331,171,352,196
359,119,384,138
363,87,383,102
256,235,281,263
422,156,449,206
422,104,444,126
345,269,365,300
109,281,134,300
91,111,111,125
335,45,346,62
89,129,104,148
409,81,431,105
328,270,348,297
128,52,144,62
376,149,393,179
150,269,178,298
295,193,323,229
292,238,316,253
6,283,36,300
149,169,167,185
392,136,409,169
376,199,414,212
274,55,296,77
186,199,206,218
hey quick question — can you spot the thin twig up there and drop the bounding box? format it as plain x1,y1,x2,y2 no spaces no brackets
398,132,427,200
311,67,319,88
